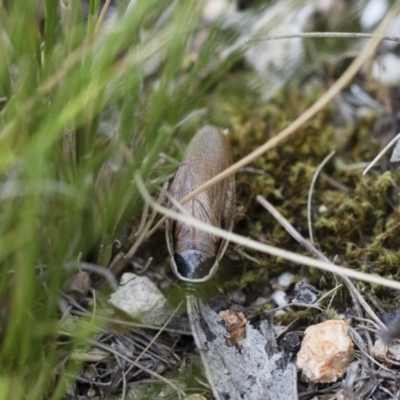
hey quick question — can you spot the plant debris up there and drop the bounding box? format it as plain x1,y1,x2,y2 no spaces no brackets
218,309,247,348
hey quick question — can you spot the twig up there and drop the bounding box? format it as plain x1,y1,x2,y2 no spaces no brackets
91,289,97,325
116,300,184,388
92,340,186,399
349,327,390,372
79,262,119,291
95,0,112,34
307,151,335,243
250,32,400,44
363,132,400,175
136,257,153,274
341,361,359,400
108,181,167,277
134,200,150,238
235,247,261,265
112,344,127,400
374,386,397,399
136,301,183,364
65,374,112,386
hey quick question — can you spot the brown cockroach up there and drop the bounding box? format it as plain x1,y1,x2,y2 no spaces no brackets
165,125,235,282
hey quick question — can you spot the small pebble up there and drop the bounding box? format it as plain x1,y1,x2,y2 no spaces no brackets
277,272,294,289
318,204,328,213
109,273,170,325
280,332,302,354
292,280,320,305
203,0,235,23
271,290,288,308
371,53,400,87
296,320,354,383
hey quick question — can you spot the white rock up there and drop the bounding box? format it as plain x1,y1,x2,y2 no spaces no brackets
318,204,328,213
203,0,236,23
278,272,294,289
109,273,170,325
244,2,311,97
385,15,400,49
271,290,288,308
360,0,388,30
371,53,400,87
296,320,354,383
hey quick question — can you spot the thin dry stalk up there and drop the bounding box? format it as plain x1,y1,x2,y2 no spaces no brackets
79,262,119,291
95,0,112,34
91,340,186,399
116,301,184,388
112,344,128,400
307,151,335,243
251,32,400,43
108,182,167,277
363,132,400,175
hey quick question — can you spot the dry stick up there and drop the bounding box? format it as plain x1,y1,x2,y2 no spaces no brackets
95,0,112,34
116,300,184,388
250,32,400,43
349,328,392,372
256,195,385,331
341,361,360,400
79,262,119,291
136,256,153,274
92,340,186,399
307,151,335,243
135,301,184,364
135,173,400,290
112,344,128,400
145,8,398,238
108,182,167,276
134,201,150,238
363,131,400,175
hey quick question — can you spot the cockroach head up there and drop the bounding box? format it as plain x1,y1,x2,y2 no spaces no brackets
170,249,219,283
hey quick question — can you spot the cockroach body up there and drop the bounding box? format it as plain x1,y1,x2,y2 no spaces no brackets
165,126,235,283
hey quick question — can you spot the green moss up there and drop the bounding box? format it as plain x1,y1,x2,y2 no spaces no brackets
201,66,400,318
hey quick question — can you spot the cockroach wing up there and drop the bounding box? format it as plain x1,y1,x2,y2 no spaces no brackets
165,125,235,282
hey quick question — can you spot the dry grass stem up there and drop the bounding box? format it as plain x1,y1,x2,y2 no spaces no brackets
115,300,185,389
109,182,167,276
95,0,112,34
79,262,119,291
307,151,335,243
91,340,186,399
251,32,400,43
363,132,400,176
